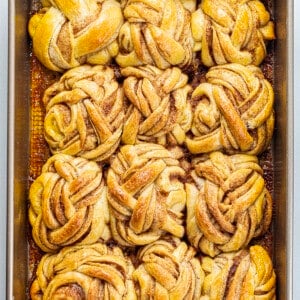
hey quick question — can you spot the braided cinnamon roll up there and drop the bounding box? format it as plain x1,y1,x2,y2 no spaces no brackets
29,154,110,253
43,65,125,162
107,143,186,246
186,63,274,155
201,245,276,299
121,65,192,146
191,0,275,66
28,0,123,72
116,0,195,69
133,237,204,299
186,151,272,257
30,243,137,300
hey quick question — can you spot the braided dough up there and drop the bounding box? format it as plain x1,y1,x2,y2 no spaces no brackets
27,1,277,298
133,237,204,299
186,151,272,257
121,65,192,146
43,65,125,162
116,0,195,69
30,243,137,300
191,0,275,66
29,154,110,252
107,143,186,246
186,63,274,155
28,0,123,71
201,245,276,299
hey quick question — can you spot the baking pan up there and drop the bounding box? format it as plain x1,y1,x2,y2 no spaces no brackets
7,0,294,299
272,0,294,299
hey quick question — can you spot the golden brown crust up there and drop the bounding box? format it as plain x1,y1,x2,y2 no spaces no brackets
186,63,274,155
201,245,276,299
186,151,272,257
29,154,110,253
121,65,192,146
133,237,204,300
191,0,275,67
30,243,137,300
28,0,124,71
107,143,186,246
43,65,125,162
179,0,197,12
116,0,195,69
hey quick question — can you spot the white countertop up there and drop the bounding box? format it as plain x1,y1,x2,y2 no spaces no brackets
1,1,299,299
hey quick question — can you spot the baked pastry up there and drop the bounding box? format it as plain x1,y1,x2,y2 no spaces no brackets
180,0,197,12
28,0,123,72
133,237,204,299
30,243,137,300
43,65,125,162
191,0,275,66
201,245,276,299
119,0,197,12
186,63,274,155
107,143,186,246
116,0,195,69
29,154,110,253
121,65,192,146
186,151,272,257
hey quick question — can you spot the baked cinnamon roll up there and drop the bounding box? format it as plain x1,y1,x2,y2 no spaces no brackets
29,154,110,252
186,63,274,155
133,237,204,299
28,0,123,72
30,243,137,300
191,0,275,66
201,245,276,299
107,143,186,246
121,65,192,146
186,151,272,257
43,65,125,162
116,0,195,69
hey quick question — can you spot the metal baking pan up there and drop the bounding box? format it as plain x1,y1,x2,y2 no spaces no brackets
7,0,294,299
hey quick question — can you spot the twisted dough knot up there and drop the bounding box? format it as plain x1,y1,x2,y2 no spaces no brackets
133,237,204,299
30,243,137,300
186,151,272,257
121,65,192,146
28,0,123,72
186,63,274,155
191,0,275,66
116,0,195,69
29,154,110,253
107,143,186,246
43,65,125,162
201,245,276,299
